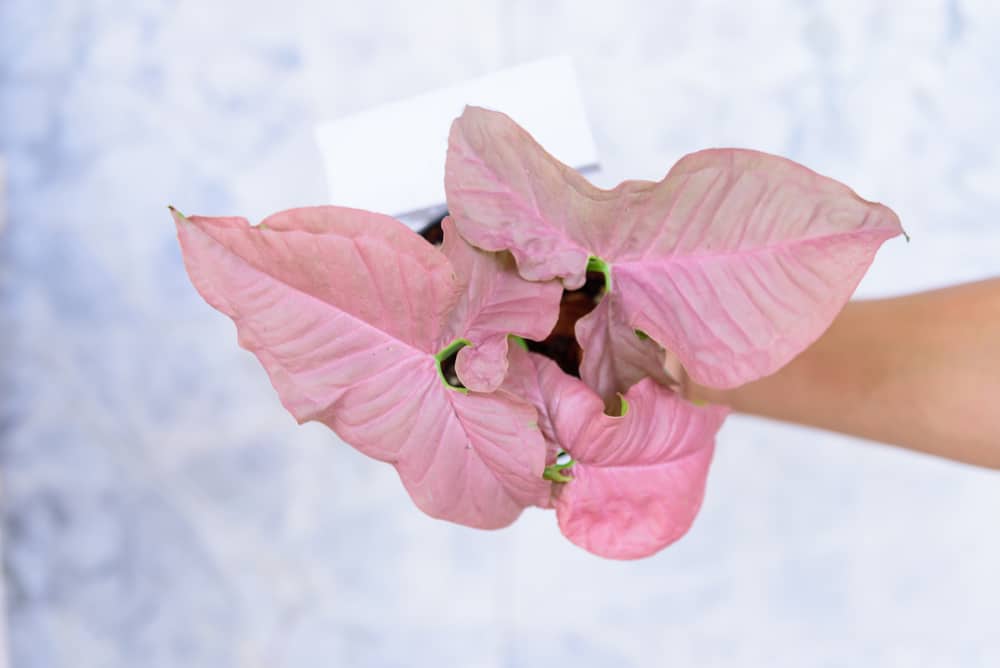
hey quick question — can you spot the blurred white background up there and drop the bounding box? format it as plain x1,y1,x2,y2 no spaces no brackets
1,1,998,666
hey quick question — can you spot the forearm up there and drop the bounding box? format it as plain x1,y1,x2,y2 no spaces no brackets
688,279,1000,469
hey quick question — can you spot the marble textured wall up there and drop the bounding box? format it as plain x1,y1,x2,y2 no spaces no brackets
1,1,998,666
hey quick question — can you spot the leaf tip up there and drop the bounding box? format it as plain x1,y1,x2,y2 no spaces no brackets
168,205,187,222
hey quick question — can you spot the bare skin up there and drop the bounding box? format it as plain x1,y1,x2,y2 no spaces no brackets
685,278,1000,470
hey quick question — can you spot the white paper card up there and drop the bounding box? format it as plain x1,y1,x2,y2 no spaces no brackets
315,56,598,223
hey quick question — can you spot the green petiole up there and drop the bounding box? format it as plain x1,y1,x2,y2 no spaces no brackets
586,255,613,294
543,450,575,483
434,338,472,392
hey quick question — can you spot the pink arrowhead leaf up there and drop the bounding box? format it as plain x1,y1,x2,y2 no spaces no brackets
172,205,554,528
510,346,729,559
438,217,562,392
445,106,906,395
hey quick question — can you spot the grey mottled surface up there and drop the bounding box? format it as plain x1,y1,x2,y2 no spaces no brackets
1,1,998,666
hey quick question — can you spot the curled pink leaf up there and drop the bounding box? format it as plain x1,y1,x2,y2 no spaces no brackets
438,217,562,392
501,342,561,481
514,349,729,559
574,297,678,410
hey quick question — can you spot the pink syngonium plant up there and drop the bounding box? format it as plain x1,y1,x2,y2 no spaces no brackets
173,106,904,559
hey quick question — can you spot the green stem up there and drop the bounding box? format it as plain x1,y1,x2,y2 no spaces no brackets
435,338,471,363
435,338,472,392
543,451,575,483
543,462,574,483
508,334,529,351
586,255,613,294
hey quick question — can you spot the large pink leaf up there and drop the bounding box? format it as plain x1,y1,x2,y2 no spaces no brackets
517,351,729,559
438,217,561,392
446,106,905,393
173,206,549,527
